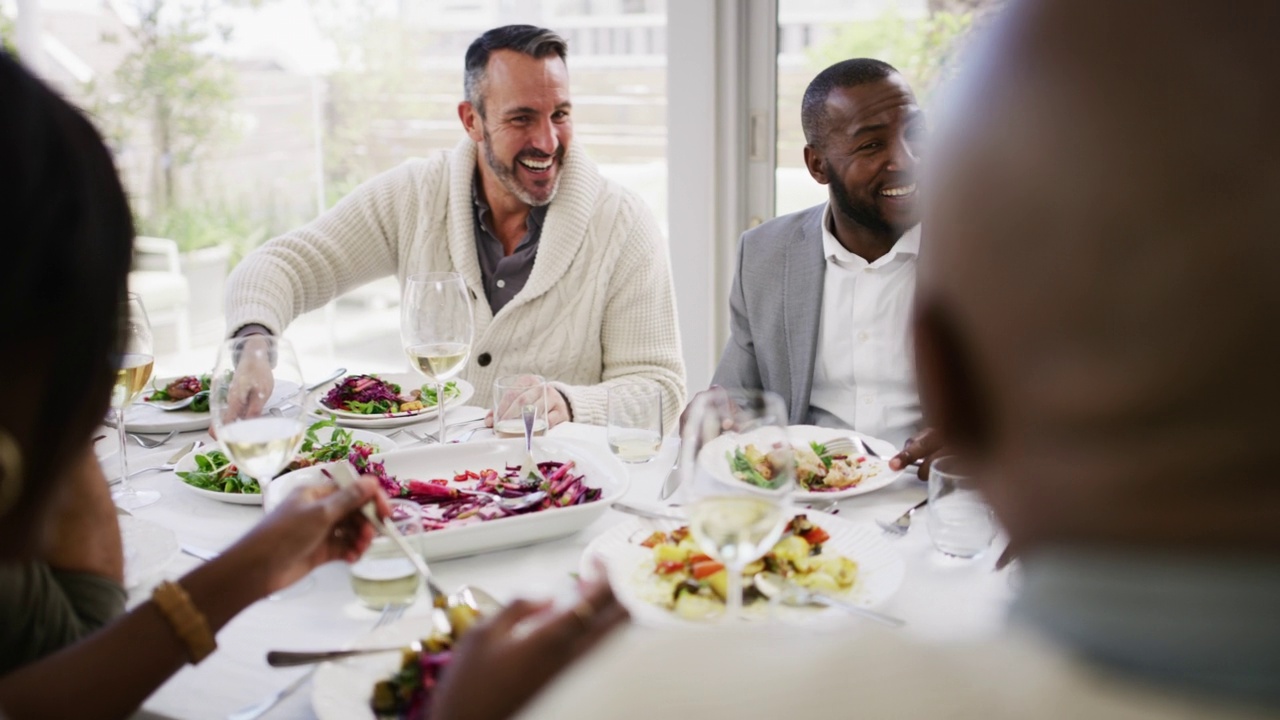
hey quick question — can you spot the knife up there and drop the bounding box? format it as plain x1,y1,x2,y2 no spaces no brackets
658,439,682,500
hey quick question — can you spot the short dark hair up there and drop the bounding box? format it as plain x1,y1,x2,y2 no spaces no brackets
464,25,568,118
0,52,133,552
801,58,900,146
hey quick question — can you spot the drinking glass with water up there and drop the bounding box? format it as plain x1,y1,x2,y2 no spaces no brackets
607,383,663,463
349,499,424,609
926,456,997,558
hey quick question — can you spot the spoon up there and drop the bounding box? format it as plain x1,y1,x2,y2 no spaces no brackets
144,391,208,412
264,584,501,667
517,404,546,483
457,488,547,512
753,571,905,628
129,430,176,448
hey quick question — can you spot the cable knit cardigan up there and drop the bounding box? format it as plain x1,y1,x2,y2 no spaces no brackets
225,139,687,429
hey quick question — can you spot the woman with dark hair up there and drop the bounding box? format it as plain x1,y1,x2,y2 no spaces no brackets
0,51,388,717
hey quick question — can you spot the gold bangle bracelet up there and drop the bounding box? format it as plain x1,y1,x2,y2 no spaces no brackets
151,580,217,664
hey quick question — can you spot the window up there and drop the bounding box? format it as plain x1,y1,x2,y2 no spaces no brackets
6,0,667,376
774,0,994,217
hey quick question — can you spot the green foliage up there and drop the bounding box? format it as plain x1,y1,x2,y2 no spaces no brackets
0,10,16,57
135,201,269,262
808,9,976,101
87,1,239,213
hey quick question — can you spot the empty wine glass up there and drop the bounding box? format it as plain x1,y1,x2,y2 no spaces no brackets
111,293,159,510
401,273,474,444
677,388,794,620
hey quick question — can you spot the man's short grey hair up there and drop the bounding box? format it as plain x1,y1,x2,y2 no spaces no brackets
464,25,569,118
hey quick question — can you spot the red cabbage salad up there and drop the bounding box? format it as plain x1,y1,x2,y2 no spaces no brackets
344,451,603,531
320,374,458,415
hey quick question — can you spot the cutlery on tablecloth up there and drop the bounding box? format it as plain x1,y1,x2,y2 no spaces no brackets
265,585,500,667
876,497,929,536
754,572,905,628
612,502,685,523
129,430,176,448
230,602,407,720
180,544,218,562
109,440,201,486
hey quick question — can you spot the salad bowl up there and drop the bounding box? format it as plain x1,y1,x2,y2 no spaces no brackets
265,438,629,560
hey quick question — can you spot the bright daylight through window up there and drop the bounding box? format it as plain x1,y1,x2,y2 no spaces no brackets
774,0,999,217
0,0,666,377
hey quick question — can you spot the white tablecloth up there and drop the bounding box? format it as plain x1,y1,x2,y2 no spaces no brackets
106,411,1014,720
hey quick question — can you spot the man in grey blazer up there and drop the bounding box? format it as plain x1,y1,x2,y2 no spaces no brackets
710,59,940,474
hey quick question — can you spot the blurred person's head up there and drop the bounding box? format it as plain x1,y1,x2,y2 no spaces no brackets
459,25,572,208
914,0,1280,553
0,52,133,559
802,59,923,245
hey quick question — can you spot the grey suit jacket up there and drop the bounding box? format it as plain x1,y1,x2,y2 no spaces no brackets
711,203,840,426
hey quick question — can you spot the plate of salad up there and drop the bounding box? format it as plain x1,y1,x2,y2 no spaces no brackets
265,438,629,560
586,510,904,627
309,373,474,429
110,374,214,433
173,419,397,505
699,425,904,500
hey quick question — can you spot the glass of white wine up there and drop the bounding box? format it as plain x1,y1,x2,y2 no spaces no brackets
607,382,663,463
111,293,159,510
401,272,474,444
677,388,794,620
492,374,548,439
209,336,306,490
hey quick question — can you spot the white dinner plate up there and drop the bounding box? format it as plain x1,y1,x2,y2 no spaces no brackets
108,376,303,434
119,515,179,588
265,438,629,560
699,425,903,500
312,613,432,720
173,427,398,505
307,374,475,429
585,510,905,627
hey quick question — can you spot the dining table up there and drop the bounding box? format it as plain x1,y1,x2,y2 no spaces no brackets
107,405,1016,720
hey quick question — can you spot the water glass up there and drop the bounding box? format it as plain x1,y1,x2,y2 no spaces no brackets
607,383,662,463
349,499,424,609
926,456,996,558
492,374,548,439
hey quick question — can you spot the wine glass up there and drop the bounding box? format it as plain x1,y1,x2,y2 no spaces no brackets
401,273,474,444
209,336,306,490
676,388,794,620
111,293,160,510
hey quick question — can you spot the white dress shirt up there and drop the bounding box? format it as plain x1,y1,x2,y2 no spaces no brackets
807,204,922,447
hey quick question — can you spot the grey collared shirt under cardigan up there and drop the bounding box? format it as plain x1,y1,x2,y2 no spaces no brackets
472,177,548,314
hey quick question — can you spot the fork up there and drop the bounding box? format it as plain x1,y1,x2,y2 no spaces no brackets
876,498,929,536
129,431,176,448
226,602,407,720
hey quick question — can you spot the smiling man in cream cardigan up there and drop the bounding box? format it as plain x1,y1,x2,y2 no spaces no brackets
224,25,685,429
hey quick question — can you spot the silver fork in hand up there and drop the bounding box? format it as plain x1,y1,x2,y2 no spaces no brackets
226,602,407,720
876,498,929,536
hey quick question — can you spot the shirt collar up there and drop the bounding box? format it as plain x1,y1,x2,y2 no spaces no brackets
472,174,548,238
821,203,921,269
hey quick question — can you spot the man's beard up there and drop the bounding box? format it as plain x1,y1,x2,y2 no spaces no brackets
481,126,562,207
826,160,895,238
